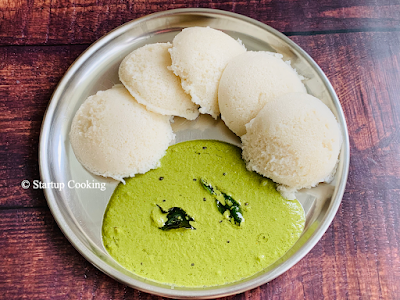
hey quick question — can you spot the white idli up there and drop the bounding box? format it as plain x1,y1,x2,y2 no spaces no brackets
69,84,175,182
168,27,246,119
242,93,341,200
219,51,306,136
119,43,199,120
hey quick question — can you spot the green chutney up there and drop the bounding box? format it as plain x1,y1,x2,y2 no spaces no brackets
102,140,305,287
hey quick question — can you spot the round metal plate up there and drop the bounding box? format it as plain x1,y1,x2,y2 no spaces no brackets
39,8,350,299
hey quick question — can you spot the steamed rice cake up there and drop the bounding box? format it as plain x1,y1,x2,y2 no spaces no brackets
242,93,341,200
69,84,175,182
119,43,199,120
218,51,306,136
168,27,246,119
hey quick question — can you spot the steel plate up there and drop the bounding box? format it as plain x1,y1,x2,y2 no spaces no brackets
39,8,350,299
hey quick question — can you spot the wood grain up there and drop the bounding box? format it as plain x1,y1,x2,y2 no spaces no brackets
0,45,87,208
1,189,399,299
1,31,399,208
0,0,399,46
1,1,400,298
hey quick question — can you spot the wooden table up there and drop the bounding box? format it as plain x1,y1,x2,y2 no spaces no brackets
1,1,400,299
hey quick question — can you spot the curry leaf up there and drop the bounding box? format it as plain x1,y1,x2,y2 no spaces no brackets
156,205,196,231
200,178,244,226
200,178,216,195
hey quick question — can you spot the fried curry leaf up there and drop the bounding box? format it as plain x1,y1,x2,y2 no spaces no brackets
157,205,195,231
215,200,226,215
200,178,216,195
200,178,244,226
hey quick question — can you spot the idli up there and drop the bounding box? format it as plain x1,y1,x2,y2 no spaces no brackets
242,93,341,200
69,84,175,182
168,27,246,119
119,43,199,120
219,51,306,136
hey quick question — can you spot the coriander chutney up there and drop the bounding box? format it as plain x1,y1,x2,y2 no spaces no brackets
102,140,305,287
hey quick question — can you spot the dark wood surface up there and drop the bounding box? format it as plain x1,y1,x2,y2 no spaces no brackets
1,1,400,299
